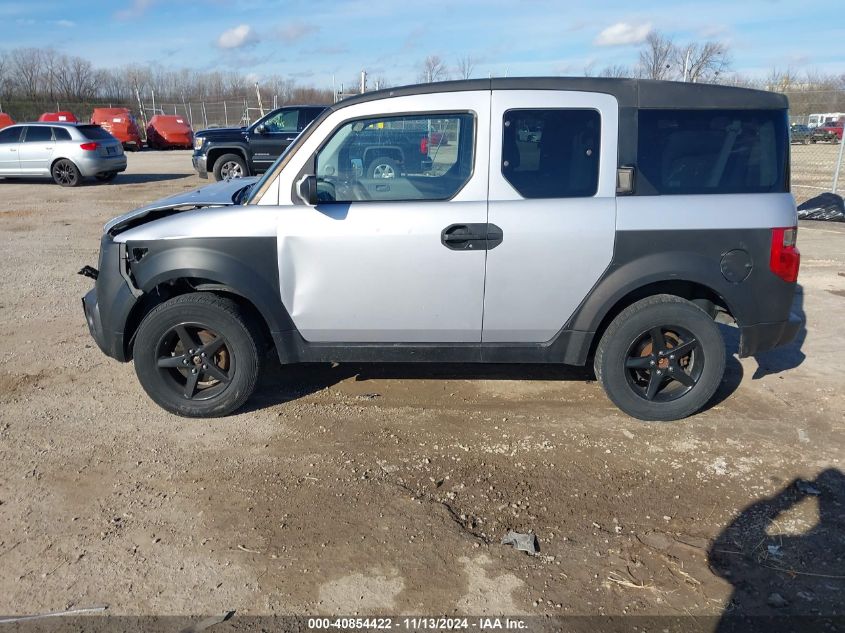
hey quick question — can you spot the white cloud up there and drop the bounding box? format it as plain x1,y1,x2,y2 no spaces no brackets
115,0,155,20
594,22,652,46
217,24,258,49
55,19,76,28
276,22,319,43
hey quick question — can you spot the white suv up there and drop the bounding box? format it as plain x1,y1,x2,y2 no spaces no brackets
82,78,801,421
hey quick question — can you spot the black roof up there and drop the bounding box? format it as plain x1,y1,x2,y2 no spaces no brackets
335,77,788,110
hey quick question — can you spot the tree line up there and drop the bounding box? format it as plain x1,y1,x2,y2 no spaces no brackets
415,31,845,117
0,47,333,114
2,35,844,122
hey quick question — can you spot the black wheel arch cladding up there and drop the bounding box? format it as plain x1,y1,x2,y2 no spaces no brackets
126,236,293,336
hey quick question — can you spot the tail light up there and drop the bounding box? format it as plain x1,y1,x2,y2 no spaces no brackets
80,142,98,151
420,136,428,155
769,227,800,282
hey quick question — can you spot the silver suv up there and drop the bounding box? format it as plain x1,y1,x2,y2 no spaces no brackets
82,78,802,421
0,122,127,186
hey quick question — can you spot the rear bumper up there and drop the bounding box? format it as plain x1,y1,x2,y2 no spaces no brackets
192,154,208,178
738,312,803,357
76,154,128,177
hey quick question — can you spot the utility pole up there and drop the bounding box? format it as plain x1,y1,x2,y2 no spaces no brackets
360,70,367,94
133,81,148,129
255,82,264,117
833,127,845,194
682,48,692,82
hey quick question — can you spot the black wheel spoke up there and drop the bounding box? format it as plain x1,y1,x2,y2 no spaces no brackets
202,336,225,357
183,371,200,398
625,356,652,369
649,327,665,352
645,371,664,400
175,325,202,352
670,338,698,358
203,363,231,383
157,355,186,368
672,370,696,387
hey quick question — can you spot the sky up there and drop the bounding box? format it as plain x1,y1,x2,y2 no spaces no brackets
2,0,844,88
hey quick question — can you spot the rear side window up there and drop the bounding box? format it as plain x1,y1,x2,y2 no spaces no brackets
502,109,601,198
53,127,71,141
23,126,53,143
78,125,115,140
637,109,788,195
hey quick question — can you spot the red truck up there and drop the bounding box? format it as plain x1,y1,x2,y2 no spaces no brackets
811,120,843,143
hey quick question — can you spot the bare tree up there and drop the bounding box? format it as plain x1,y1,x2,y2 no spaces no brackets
598,64,633,79
10,48,44,98
674,41,730,83
455,55,476,80
419,55,448,83
638,32,675,80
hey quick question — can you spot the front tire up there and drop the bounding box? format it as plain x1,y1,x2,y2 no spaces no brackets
133,293,262,417
594,295,725,421
52,159,81,187
213,153,247,181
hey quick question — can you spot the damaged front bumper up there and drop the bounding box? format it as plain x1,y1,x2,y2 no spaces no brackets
81,236,140,362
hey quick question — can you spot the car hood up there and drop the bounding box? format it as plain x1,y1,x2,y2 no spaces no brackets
196,126,248,140
104,176,259,235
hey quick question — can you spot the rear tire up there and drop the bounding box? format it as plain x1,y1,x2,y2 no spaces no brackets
52,159,81,187
366,156,398,179
213,153,247,181
594,294,725,421
133,293,262,418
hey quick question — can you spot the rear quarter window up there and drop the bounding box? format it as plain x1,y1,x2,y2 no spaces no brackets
637,109,788,195
78,125,117,141
502,109,601,199
53,127,72,141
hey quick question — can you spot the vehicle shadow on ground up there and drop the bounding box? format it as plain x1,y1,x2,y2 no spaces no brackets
708,468,845,631
245,359,594,411
248,350,746,414
113,173,193,184
701,323,745,413
751,284,807,379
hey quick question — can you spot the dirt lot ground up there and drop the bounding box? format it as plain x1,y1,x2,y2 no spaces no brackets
0,152,843,626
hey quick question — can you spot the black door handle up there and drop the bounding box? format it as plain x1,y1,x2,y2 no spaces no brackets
441,223,504,251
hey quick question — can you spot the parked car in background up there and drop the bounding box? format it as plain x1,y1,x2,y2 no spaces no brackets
192,105,326,180
790,123,812,144
91,108,143,151
808,112,845,128
39,111,79,123
0,122,126,186
811,120,843,143
321,117,434,180
146,115,194,149
0,113,14,130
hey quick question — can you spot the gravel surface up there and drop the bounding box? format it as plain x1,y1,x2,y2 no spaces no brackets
0,151,843,620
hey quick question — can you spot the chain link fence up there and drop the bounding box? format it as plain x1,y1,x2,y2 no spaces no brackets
1,90,843,201
0,97,285,139
784,89,845,204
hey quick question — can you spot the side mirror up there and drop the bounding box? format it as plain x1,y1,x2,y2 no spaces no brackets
255,124,267,135
296,174,318,205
